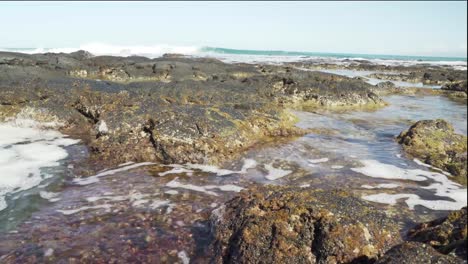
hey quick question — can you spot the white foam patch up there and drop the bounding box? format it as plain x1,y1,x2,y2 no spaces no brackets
39,191,61,202
164,158,257,177
309,158,329,164
414,159,451,176
159,167,194,177
177,250,190,264
73,162,156,185
0,121,79,212
205,184,244,193
331,165,344,169
239,159,257,173
362,193,466,211
57,204,112,215
118,161,135,167
149,200,171,210
354,159,467,210
165,178,243,196
264,163,292,181
351,160,428,181
166,179,218,196
184,164,236,176
361,183,400,189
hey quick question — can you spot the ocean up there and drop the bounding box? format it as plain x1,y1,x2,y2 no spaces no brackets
1,44,466,69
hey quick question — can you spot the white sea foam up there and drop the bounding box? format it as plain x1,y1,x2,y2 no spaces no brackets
2,44,465,70
149,200,171,210
73,162,156,185
362,193,466,211
0,121,79,212
308,158,329,164
413,159,451,176
361,183,400,189
4,43,200,58
354,159,467,210
163,158,257,177
351,160,428,181
184,164,236,176
57,204,112,215
264,163,292,181
159,167,194,177
177,251,190,264
39,191,61,202
165,178,243,196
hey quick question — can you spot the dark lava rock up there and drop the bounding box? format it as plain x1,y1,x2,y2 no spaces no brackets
375,242,462,264
408,207,467,260
0,51,383,168
397,119,467,185
211,186,402,264
442,81,467,93
376,81,396,89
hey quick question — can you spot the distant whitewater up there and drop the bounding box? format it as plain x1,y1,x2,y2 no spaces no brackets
1,43,467,69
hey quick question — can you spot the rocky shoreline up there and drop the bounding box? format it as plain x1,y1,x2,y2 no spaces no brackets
0,51,385,169
0,51,467,263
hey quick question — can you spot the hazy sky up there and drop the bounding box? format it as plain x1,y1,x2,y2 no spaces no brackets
0,1,466,57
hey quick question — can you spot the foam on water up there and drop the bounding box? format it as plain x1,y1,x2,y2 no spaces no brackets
351,160,429,181
177,250,190,264
159,167,194,177
361,183,400,189
353,159,467,210
57,204,112,215
161,158,257,177
3,44,465,69
362,193,466,211
316,69,442,89
39,191,61,202
0,121,79,212
308,158,329,164
73,162,156,185
413,159,451,176
264,163,292,181
165,178,243,196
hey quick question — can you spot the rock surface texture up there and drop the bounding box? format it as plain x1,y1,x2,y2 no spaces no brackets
408,207,467,260
211,186,402,264
397,119,467,185
0,51,383,168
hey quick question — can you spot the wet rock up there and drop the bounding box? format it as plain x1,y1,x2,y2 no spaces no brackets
376,81,396,89
211,186,401,264
375,242,462,264
0,51,384,168
408,207,467,260
442,81,467,93
397,119,467,185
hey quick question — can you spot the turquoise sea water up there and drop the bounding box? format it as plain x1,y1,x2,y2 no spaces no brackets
200,46,468,62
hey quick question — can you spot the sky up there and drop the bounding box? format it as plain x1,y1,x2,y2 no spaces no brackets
0,1,466,57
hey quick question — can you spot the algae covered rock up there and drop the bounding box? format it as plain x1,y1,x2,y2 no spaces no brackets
408,207,467,260
397,119,467,185
442,81,467,94
211,186,402,264
0,51,384,168
375,242,462,264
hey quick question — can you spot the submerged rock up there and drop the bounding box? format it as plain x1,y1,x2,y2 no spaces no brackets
211,186,401,264
375,242,462,264
397,119,467,185
408,207,467,260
